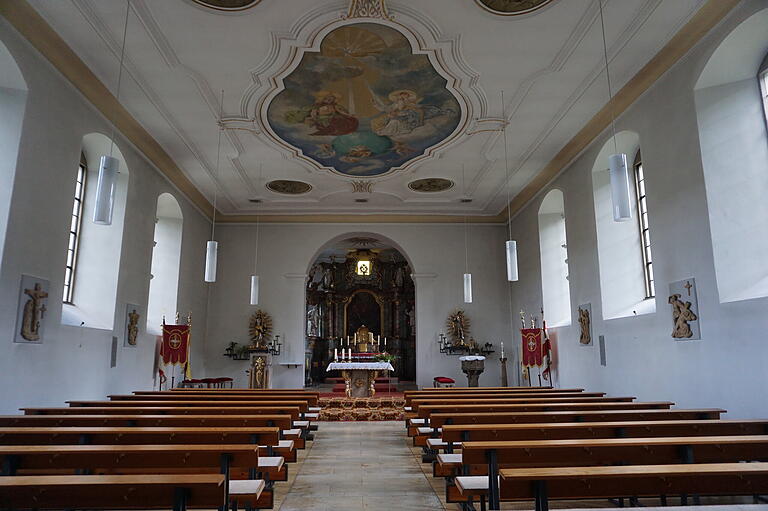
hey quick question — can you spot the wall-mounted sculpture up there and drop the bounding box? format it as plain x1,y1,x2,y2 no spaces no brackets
668,278,701,340
15,275,49,344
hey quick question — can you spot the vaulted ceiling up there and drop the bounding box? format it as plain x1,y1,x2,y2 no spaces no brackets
25,0,716,221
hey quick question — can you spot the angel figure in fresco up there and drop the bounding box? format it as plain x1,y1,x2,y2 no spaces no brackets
304,91,359,136
370,89,448,137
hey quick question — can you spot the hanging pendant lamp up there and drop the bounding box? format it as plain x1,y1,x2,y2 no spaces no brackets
462,165,473,304
249,165,262,305
93,0,130,225
501,90,519,281
204,91,224,283
598,0,632,222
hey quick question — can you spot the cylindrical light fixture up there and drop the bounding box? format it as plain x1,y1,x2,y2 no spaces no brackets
463,273,473,303
250,275,259,305
608,153,632,222
93,155,119,225
204,240,218,282
505,240,518,282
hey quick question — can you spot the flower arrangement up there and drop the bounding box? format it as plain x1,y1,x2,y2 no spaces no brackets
374,352,396,364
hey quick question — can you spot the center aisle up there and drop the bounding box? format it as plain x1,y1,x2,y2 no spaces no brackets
277,422,445,510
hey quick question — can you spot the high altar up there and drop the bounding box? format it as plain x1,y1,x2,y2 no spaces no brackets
326,326,393,397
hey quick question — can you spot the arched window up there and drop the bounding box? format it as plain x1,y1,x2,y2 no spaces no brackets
63,153,87,303
146,193,183,335
61,133,130,330
760,54,768,126
538,189,571,327
591,131,655,320
633,151,654,299
0,40,27,268
694,8,768,303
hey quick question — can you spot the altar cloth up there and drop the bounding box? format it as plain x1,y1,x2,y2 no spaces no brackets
326,362,394,372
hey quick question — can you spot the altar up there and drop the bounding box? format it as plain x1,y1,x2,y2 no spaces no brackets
326,361,394,398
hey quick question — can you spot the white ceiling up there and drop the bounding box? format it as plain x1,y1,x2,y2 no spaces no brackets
29,0,706,218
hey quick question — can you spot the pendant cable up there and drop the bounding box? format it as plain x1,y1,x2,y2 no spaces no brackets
109,0,130,159
211,90,223,242
598,0,619,153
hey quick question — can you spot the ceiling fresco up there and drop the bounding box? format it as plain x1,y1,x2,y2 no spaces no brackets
190,0,262,11
265,22,462,178
475,0,554,16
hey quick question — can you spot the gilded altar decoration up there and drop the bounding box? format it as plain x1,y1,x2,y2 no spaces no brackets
577,303,592,345
18,278,48,343
475,0,554,16
266,23,461,177
249,309,274,349
668,278,700,340
126,305,140,347
251,356,267,389
669,294,698,339
446,309,470,345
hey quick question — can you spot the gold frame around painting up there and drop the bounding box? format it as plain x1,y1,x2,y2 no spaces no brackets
474,0,554,17
342,289,386,338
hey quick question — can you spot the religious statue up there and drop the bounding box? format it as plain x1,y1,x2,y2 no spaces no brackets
668,294,698,338
394,264,406,288
249,309,274,349
21,282,48,342
446,309,470,345
307,304,321,337
322,264,334,291
578,306,591,345
127,308,140,346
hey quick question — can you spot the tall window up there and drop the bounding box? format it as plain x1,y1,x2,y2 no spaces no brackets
63,154,87,303
633,151,654,298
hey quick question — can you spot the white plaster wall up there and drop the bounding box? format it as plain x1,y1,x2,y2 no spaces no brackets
204,223,515,390
695,77,768,303
507,0,768,419
538,210,571,327
0,86,26,270
0,19,211,414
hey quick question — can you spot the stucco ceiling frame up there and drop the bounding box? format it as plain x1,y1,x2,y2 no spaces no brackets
223,1,490,184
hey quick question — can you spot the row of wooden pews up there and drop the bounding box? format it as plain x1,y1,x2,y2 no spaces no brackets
403,386,768,511
0,388,322,510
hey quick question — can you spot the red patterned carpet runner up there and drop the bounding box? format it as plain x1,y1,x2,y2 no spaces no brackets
318,396,406,421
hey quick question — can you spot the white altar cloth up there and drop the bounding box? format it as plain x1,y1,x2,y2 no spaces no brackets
326,362,394,372
459,355,485,361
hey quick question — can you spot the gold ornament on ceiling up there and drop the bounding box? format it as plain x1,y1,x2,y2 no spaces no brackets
190,0,262,11
408,178,454,193
266,180,312,195
248,309,273,349
446,309,470,344
475,0,554,16
345,0,392,20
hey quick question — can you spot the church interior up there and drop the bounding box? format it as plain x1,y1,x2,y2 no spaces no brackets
1,0,767,509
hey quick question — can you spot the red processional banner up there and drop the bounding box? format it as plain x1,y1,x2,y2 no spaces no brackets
521,328,543,367
160,324,190,368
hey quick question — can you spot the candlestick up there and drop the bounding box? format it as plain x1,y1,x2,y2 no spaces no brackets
334,348,338,361
500,342,504,359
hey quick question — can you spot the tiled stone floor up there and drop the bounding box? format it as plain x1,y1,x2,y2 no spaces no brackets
275,421,768,510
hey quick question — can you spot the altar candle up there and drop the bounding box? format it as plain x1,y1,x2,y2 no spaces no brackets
384,337,387,347
334,348,338,361
501,342,504,358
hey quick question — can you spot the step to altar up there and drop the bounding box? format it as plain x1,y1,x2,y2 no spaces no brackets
331,383,398,393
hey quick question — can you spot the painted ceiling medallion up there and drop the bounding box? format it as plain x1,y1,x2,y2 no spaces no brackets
266,23,462,178
408,178,454,193
190,0,261,11
266,180,312,195
475,0,554,16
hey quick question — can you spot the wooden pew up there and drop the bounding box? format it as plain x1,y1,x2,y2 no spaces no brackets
405,387,573,393
22,406,302,419
412,408,725,445
433,418,768,477
118,393,320,407
67,400,311,413
409,396,636,412
0,414,293,430
404,392,604,407
0,473,271,510
498,463,768,511
457,435,768,508
417,401,674,420
0,426,297,463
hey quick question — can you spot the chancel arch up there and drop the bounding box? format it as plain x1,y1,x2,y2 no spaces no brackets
61,132,130,330
694,7,768,303
146,193,184,335
0,40,27,270
305,234,416,384
591,130,655,320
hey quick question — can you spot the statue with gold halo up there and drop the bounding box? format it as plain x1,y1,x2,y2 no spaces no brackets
446,309,470,346
248,309,273,349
